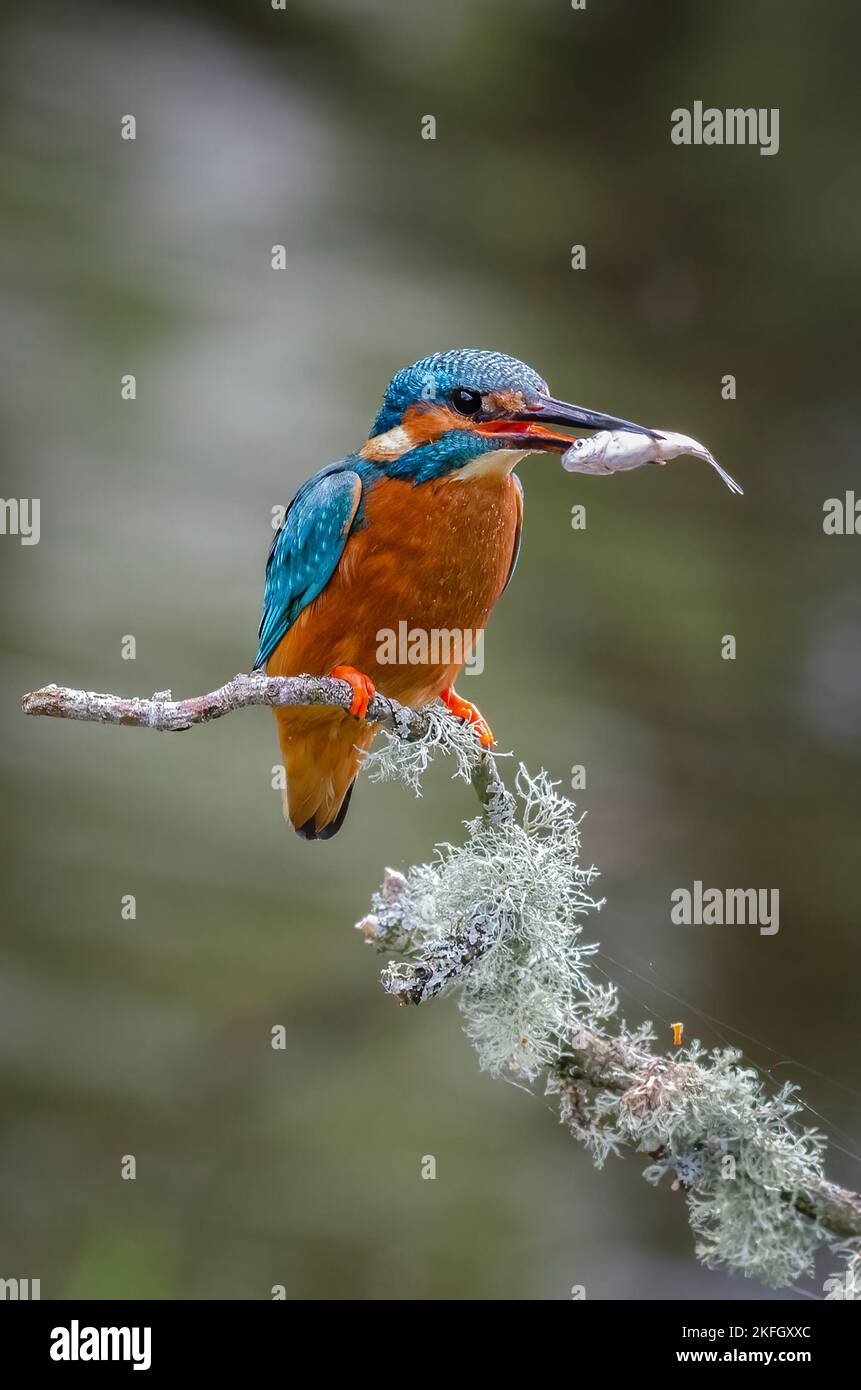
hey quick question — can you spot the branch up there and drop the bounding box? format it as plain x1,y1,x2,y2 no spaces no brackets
21,673,508,811
552,1033,861,1246
22,672,430,736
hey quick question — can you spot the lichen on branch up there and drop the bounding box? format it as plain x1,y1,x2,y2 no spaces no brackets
360,756,861,1294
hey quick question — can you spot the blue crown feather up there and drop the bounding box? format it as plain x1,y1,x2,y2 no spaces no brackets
371,349,548,436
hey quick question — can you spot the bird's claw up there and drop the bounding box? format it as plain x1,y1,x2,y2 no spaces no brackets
330,665,376,719
440,687,494,749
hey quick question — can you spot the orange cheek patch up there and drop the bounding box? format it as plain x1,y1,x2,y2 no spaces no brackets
401,402,469,440
361,402,469,461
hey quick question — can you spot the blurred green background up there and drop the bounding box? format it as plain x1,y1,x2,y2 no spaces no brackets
2,0,860,1300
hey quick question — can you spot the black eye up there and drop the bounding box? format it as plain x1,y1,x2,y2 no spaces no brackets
451,387,483,416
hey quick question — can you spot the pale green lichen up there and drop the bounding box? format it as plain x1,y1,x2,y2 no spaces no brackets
824,1244,861,1300
360,748,861,1293
366,765,610,1079
362,704,486,794
602,1045,830,1286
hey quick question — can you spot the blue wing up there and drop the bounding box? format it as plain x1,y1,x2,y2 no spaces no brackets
254,463,363,670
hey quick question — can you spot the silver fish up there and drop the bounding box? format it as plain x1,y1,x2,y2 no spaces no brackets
561,428,743,495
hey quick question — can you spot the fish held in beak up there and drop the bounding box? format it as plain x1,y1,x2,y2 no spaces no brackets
561,428,743,496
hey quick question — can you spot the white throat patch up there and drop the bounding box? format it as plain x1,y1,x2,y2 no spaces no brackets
453,449,529,481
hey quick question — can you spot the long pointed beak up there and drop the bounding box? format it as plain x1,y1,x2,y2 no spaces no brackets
473,394,658,452
520,395,658,438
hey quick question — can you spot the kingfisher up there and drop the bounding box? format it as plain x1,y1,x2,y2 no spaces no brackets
255,348,652,840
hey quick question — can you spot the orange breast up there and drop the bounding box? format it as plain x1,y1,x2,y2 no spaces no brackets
267,470,521,705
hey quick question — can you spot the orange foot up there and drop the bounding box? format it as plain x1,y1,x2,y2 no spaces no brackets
330,665,376,719
440,686,494,749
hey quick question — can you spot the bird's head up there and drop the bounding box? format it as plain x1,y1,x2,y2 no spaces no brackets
361,348,655,482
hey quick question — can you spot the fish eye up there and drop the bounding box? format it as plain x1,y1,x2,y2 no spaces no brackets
451,387,483,416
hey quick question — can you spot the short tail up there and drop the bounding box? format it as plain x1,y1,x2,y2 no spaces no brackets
275,708,374,841
295,780,355,841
